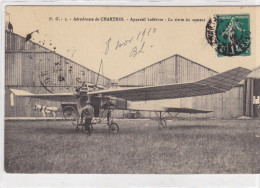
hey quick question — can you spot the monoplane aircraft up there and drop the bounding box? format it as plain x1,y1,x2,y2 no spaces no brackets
10,67,251,135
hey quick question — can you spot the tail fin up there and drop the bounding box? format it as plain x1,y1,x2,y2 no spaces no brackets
10,89,34,97
197,67,251,92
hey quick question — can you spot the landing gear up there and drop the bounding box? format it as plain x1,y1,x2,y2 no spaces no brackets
70,97,120,135
82,123,94,135
63,106,78,120
156,112,168,130
75,126,80,132
107,108,119,135
158,119,167,130
109,123,119,134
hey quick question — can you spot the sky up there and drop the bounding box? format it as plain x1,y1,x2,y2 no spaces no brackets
5,6,260,79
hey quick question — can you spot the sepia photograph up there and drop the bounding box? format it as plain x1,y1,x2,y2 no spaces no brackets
3,5,260,177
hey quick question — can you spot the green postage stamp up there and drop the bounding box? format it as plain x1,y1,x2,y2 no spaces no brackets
206,14,251,57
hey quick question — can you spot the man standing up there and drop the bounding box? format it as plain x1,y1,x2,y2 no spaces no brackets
8,22,13,32
253,96,260,119
75,81,88,95
75,81,89,124
257,104,260,119
81,101,94,135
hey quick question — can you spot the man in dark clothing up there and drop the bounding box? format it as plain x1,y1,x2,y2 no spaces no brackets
75,82,89,123
75,82,88,95
257,104,260,119
8,22,13,32
81,101,94,134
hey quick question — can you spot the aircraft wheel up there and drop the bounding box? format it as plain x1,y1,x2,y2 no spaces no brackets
75,126,80,132
109,123,119,134
82,124,93,135
158,119,167,130
63,106,78,121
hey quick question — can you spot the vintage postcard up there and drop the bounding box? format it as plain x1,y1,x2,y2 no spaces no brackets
2,4,260,183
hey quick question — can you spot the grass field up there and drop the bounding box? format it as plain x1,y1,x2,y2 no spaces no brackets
4,119,260,174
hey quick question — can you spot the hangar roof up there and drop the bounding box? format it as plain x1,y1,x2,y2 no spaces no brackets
5,31,110,80
119,54,218,80
247,66,260,79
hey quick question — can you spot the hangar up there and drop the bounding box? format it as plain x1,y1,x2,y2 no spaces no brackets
5,30,110,117
5,30,260,119
118,55,260,119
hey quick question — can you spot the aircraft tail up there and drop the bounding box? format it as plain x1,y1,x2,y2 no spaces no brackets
10,89,34,97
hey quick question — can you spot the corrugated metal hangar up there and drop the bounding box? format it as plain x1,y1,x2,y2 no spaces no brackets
5,30,260,119
5,30,110,117
117,55,260,119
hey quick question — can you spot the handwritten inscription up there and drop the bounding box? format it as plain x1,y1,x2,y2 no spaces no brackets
130,42,145,58
105,38,112,55
105,27,156,58
115,37,134,50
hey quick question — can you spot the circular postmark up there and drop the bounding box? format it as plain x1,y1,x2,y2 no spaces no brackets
206,15,251,57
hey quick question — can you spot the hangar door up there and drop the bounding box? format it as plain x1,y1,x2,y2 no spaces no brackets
244,78,260,117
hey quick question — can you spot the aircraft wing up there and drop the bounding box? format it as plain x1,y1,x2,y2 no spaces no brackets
128,106,212,113
10,89,76,102
126,101,212,113
89,67,251,101
166,107,212,113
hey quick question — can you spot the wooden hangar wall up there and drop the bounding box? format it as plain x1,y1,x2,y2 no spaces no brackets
117,54,245,119
5,31,111,117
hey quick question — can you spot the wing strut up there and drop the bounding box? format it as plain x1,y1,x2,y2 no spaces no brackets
95,59,104,86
